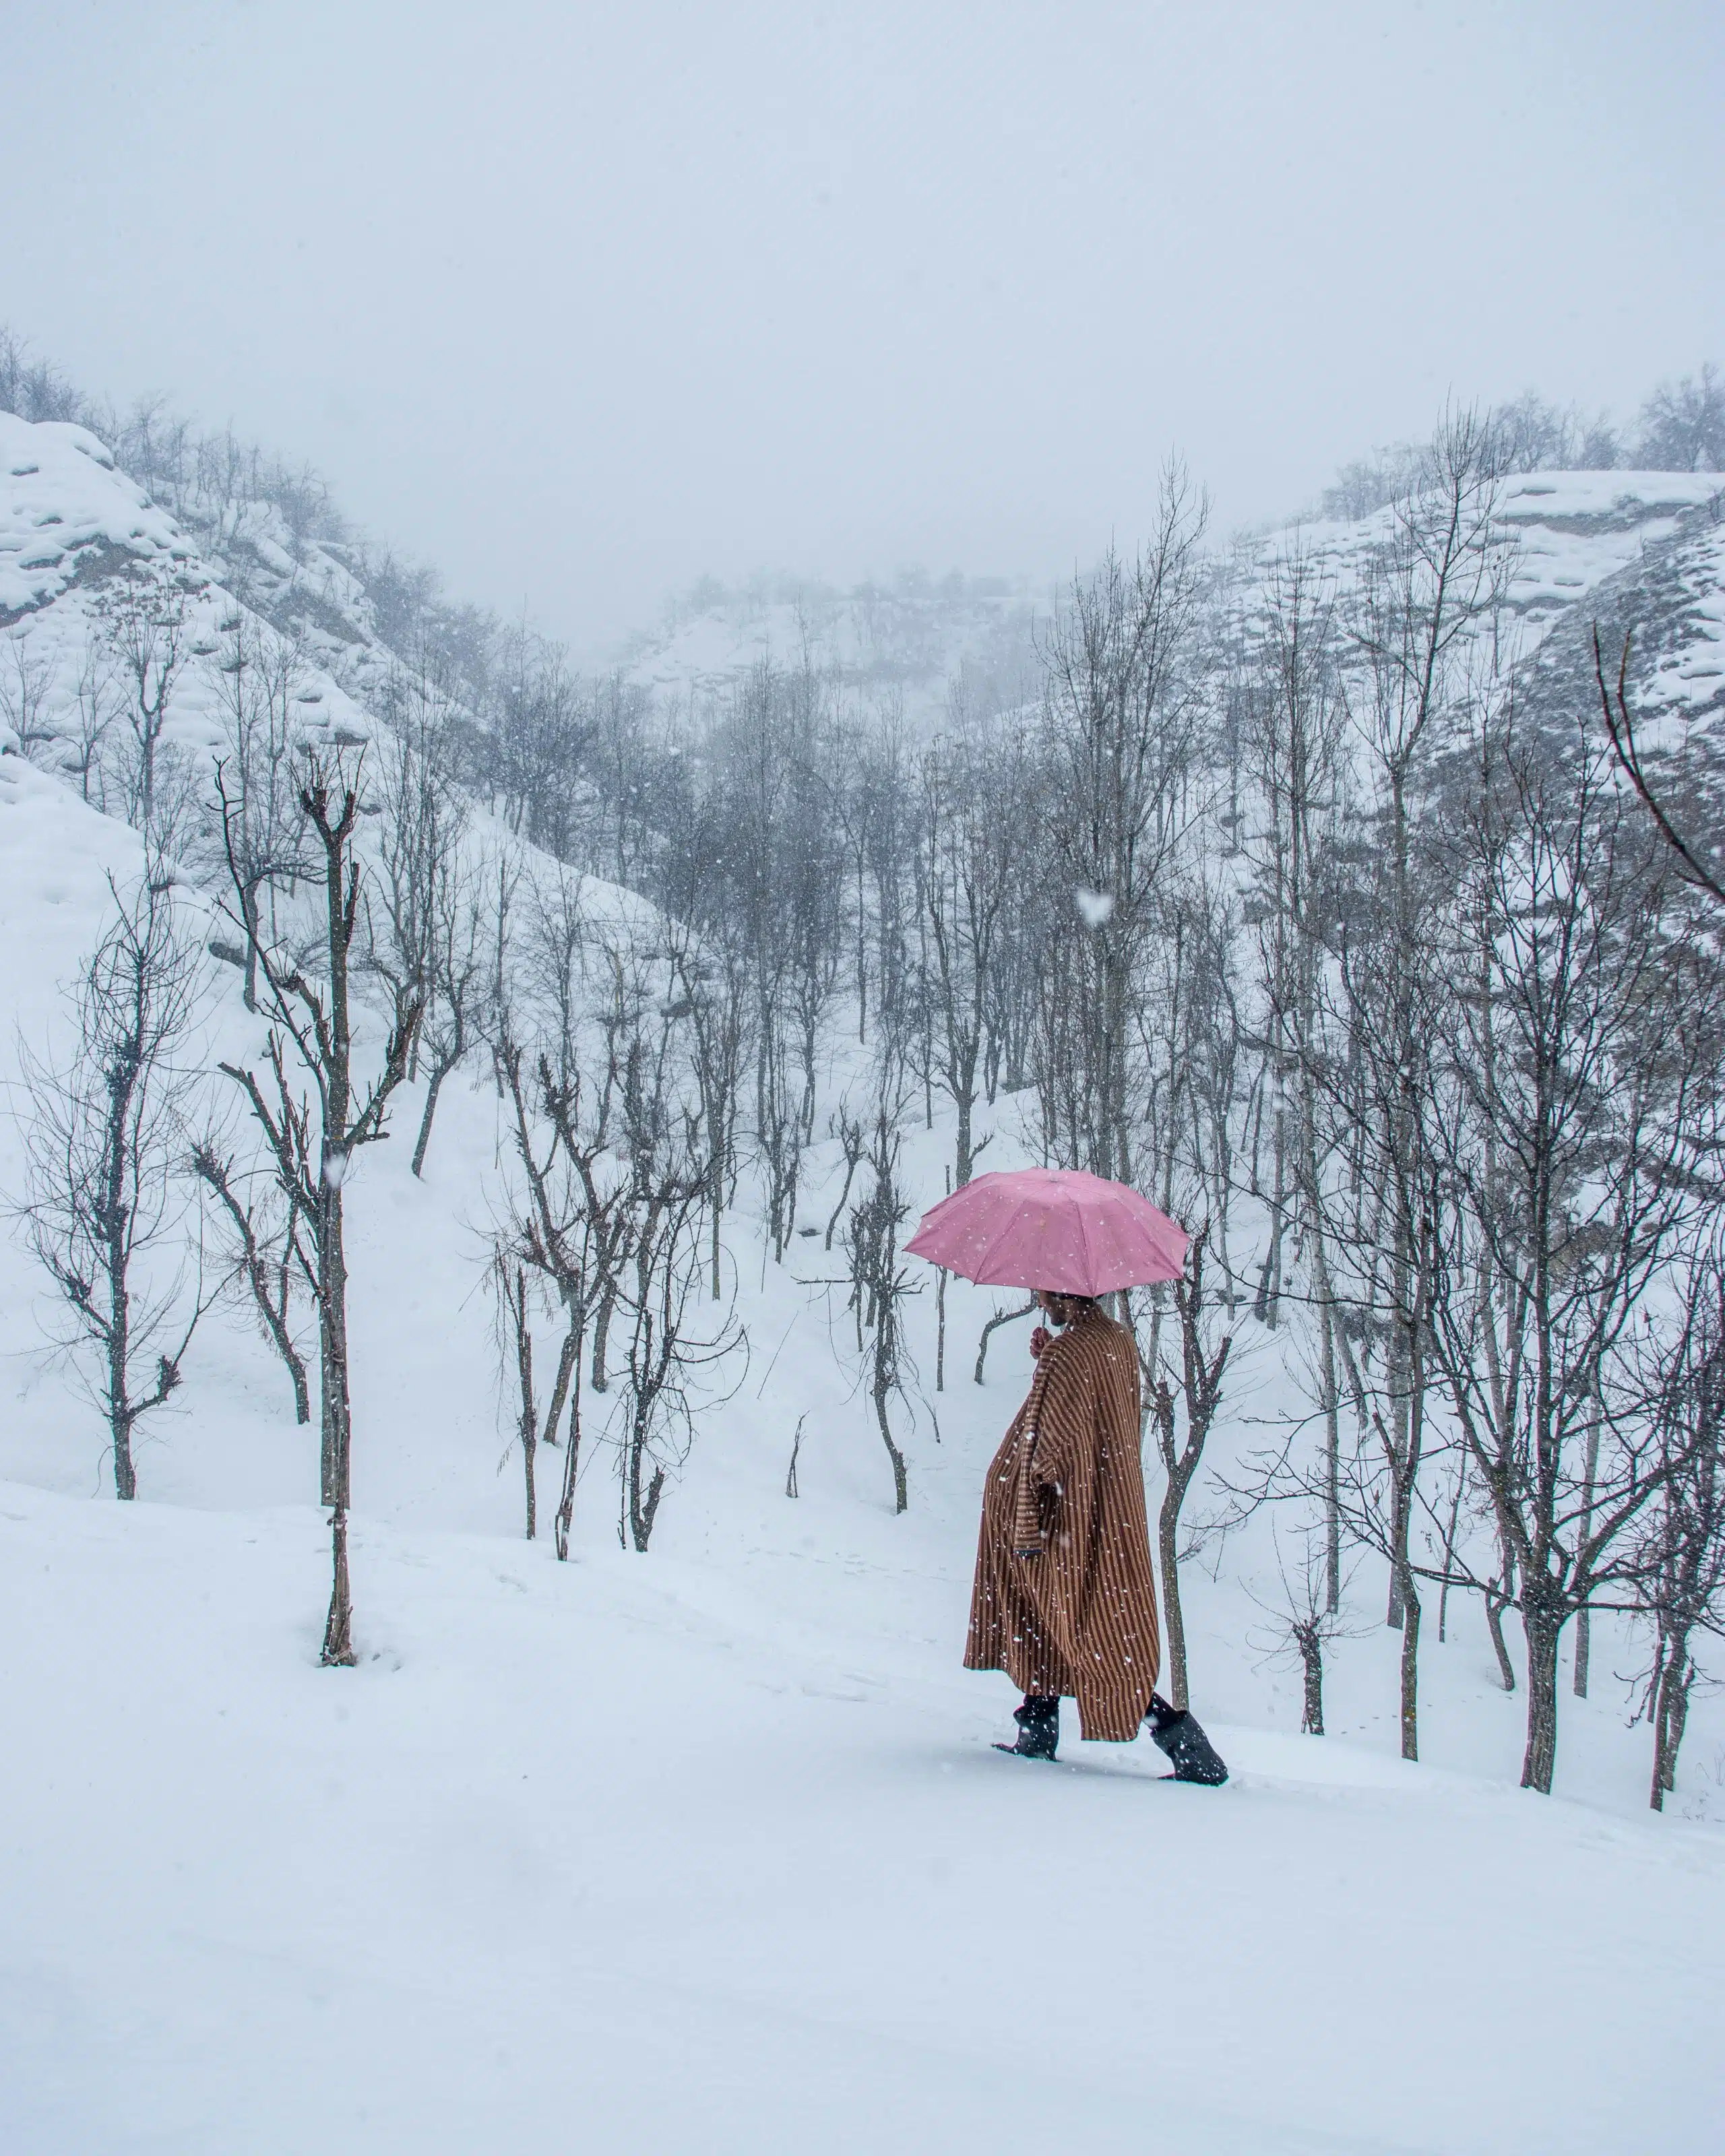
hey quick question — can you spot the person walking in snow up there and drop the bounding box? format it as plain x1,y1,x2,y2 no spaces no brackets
966,1288,1225,1781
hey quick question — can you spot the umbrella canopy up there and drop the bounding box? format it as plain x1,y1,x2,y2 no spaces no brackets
904,1167,1189,1296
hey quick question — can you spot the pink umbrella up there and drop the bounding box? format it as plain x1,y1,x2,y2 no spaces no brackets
904,1167,1189,1296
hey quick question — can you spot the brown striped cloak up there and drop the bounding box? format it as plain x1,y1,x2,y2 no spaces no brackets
965,1306,1162,1742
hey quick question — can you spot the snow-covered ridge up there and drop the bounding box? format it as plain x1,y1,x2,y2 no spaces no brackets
617,472,1725,742
1239,467,1722,629
0,410,377,773
0,415,187,623
1488,469,1722,631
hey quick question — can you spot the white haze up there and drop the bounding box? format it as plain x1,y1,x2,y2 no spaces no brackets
5,0,1724,654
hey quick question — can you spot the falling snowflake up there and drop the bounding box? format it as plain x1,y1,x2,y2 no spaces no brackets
1075,888,1115,928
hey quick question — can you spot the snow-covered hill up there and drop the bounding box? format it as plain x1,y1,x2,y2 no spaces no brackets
610,472,1725,743
3,412,1724,2153
614,567,1043,731
1234,466,1725,671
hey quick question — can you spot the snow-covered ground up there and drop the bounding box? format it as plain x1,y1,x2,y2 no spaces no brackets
5,1472,1721,2156
3,414,1724,2150
3,771,1722,2155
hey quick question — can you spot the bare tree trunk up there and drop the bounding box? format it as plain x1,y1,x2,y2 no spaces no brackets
1255,1085,1286,1328
1300,1636,1324,1735
241,882,260,1015
627,1409,666,1550
1157,1486,1191,1710
1520,1597,1564,1794
785,1414,804,1498
106,1243,137,1501
591,1286,615,1393
317,1178,350,1507
1397,1566,1420,1761
1572,1395,1602,1698
319,1174,356,1667
1313,1241,1342,1612
1486,1541,1517,1691
873,1374,908,1515
1437,1459,1467,1643
1650,1631,1691,1811
323,1505,354,1669
553,1350,584,1562
510,1267,537,1541
112,1414,137,1502
410,1061,450,1180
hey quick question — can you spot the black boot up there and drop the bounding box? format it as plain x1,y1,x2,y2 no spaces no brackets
1145,1693,1228,1785
995,1693,1060,1761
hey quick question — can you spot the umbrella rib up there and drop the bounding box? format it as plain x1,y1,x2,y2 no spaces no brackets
1073,1202,1102,1296
967,1203,1040,1286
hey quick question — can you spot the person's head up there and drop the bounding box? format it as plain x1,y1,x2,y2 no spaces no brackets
1035,1289,1098,1328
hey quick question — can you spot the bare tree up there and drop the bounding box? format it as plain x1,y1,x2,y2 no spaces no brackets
216,753,421,1666
410,862,484,1180
669,927,750,1296
1420,724,1722,1792
1036,473,1210,1188
369,662,468,1050
491,1252,550,1540
0,630,57,762
13,870,208,1498
613,1148,739,1550
822,1100,867,1252
1631,1253,1725,1809
210,616,313,1010
914,710,1028,1188
1247,1523,1368,1736
191,1139,311,1425
842,1098,918,1514
65,645,122,807
96,563,199,843
1148,1230,1234,1710
1241,542,1346,1395
1635,362,1725,472
1283,408,1510,1757
493,1034,631,1558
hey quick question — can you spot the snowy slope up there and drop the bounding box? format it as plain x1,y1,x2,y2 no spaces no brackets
0,410,377,794
4,1477,1722,2156
3,767,1721,2154
1524,479,1725,748
1236,468,1724,658
4,416,1725,2151
0,416,187,623
608,472,1725,744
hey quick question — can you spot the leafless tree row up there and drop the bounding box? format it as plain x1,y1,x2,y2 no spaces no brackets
7,357,1724,1813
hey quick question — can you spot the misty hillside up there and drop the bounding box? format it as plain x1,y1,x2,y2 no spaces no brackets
3,357,1725,2156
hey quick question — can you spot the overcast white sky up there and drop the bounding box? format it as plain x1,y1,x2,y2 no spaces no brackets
6,1,1723,655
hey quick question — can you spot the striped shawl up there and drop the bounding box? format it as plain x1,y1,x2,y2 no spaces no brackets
965,1307,1162,1742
